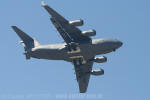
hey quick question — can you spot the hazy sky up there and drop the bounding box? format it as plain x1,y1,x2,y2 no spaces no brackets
0,0,150,100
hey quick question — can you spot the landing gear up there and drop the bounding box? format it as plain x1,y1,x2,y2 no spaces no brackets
71,56,86,66
73,58,83,65
67,43,85,65
66,42,80,53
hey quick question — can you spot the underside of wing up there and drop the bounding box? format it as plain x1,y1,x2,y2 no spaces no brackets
42,1,91,43
74,62,93,93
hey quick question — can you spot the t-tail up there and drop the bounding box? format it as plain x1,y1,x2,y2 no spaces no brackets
12,26,40,60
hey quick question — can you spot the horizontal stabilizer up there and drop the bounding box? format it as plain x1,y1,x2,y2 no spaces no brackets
12,26,34,42
11,26,34,50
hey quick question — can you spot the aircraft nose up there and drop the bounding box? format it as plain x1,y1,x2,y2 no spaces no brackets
117,41,123,47
112,39,123,50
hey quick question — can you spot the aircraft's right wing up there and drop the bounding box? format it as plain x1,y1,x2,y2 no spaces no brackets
42,1,91,44
74,61,93,93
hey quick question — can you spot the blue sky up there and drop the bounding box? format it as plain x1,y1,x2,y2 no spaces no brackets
0,0,150,100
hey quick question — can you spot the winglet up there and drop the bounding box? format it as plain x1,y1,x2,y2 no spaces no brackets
41,1,46,7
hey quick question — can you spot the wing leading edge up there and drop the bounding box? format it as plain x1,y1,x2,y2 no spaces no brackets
42,1,91,43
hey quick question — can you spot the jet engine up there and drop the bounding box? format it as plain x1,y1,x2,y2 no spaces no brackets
82,30,96,36
93,56,107,63
69,19,84,26
91,69,104,76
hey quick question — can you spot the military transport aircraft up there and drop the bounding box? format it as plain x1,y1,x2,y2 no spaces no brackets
12,1,123,93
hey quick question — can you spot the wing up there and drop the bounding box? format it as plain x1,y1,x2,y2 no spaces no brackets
42,1,91,43
74,62,93,93
50,17,73,44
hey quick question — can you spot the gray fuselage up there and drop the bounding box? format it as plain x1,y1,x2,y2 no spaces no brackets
30,38,122,62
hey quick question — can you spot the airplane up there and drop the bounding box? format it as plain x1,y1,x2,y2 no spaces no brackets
12,1,123,93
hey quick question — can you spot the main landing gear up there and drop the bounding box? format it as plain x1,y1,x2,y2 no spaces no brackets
70,56,86,66
66,42,80,53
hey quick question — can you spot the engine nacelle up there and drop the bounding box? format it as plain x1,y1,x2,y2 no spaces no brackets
93,56,107,63
82,30,96,36
91,69,104,76
69,19,84,26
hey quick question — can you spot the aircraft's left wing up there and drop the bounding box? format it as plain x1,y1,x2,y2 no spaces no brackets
42,1,91,43
74,62,93,93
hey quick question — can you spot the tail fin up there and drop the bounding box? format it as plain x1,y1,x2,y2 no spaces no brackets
12,26,40,59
